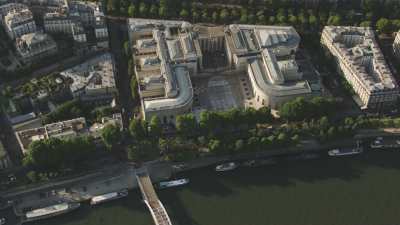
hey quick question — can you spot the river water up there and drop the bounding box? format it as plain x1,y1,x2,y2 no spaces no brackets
30,151,400,225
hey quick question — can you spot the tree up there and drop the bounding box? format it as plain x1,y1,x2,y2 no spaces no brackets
159,5,167,18
277,132,288,144
149,116,162,138
128,3,136,17
309,14,318,30
101,124,122,149
220,8,230,23
107,0,119,14
129,119,146,140
288,14,298,26
149,4,158,17
139,2,148,17
176,114,197,137
123,41,130,56
231,9,240,20
26,171,37,183
24,137,95,172
256,106,273,124
248,13,256,24
276,8,287,24
192,10,200,22
235,139,244,152
291,134,299,143
279,97,310,121
327,14,342,25
327,126,336,139
359,21,371,27
201,9,209,22
208,139,223,154
240,9,248,23
127,144,142,161
376,18,392,34
180,8,189,19
130,76,138,101
212,10,219,23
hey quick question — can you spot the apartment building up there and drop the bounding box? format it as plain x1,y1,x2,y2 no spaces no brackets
60,53,117,103
16,32,58,63
4,7,36,39
321,26,399,110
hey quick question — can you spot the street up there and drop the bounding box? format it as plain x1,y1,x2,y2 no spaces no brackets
107,18,135,129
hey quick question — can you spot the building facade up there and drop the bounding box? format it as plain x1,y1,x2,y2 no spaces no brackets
321,26,399,110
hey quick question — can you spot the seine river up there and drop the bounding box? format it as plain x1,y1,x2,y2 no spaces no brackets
30,151,400,225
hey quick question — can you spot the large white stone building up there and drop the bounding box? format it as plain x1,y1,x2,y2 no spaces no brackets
321,26,399,110
3,7,36,39
128,19,315,123
225,24,312,109
394,31,400,59
16,32,58,63
60,53,117,103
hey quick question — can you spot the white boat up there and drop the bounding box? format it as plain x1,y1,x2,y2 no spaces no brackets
328,148,363,157
25,202,80,222
90,189,128,205
370,139,383,149
215,162,237,172
159,179,189,189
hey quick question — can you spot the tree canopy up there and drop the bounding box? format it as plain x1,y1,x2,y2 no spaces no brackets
24,136,96,172
101,124,122,149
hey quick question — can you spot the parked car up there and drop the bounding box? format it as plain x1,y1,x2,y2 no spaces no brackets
0,217,6,225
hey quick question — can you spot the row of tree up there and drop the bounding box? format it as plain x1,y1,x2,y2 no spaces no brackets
279,97,340,122
106,0,400,34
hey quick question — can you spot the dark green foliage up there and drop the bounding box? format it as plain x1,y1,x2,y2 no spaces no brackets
23,136,96,172
149,116,162,138
279,97,339,122
43,100,89,124
101,124,122,149
176,113,197,137
129,119,146,140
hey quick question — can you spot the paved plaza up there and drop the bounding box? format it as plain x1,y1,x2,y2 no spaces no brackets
193,75,246,112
